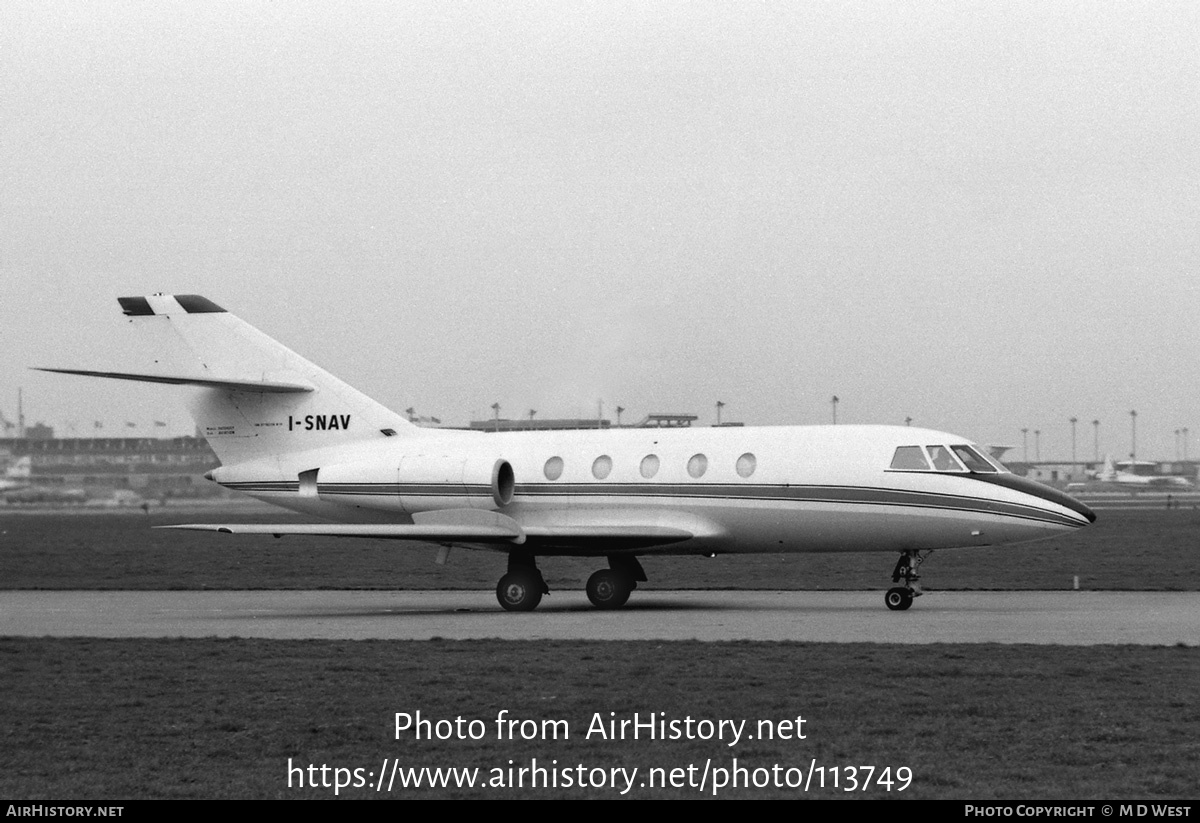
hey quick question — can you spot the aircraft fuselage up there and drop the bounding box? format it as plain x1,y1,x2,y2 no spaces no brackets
210,423,1093,557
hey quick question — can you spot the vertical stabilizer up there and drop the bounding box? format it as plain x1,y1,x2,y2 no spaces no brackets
96,295,416,465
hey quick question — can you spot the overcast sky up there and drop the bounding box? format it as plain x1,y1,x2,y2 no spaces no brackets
3,2,1198,462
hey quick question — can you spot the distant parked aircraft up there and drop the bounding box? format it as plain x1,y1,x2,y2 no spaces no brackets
1093,455,1193,488
0,455,92,503
0,456,32,492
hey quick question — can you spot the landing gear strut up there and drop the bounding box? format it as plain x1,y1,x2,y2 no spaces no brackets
886,550,931,611
496,554,549,612
586,556,646,610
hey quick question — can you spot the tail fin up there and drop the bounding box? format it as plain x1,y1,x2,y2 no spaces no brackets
39,294,416,465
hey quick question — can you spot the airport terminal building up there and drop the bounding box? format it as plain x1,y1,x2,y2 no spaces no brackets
0,431,221,503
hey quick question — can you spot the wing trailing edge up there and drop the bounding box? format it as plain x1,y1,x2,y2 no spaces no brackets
157,522,696,550
158,523,524,542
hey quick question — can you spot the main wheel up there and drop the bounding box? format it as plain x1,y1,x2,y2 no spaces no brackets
885,587,913,611
587,568,632,609
497,569,544,612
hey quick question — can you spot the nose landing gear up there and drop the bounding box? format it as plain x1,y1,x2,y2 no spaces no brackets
886,550,931,611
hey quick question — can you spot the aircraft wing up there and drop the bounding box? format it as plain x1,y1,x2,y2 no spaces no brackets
157,522,695,551
159,522,524,541
520,526,694,551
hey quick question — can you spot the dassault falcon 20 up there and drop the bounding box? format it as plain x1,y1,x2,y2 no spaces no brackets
40,294,1095,612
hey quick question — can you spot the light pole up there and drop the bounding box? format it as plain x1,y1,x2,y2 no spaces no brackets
1070,417,1078,469
1022,428,1029,461
491,402,500,433
1185,428,1190,461
1092,419,1100,462
1034,429,1041,461
831,396,839,425
616,406,624,428
716,401,725,426
905,416,912,427
1130,410,1137,463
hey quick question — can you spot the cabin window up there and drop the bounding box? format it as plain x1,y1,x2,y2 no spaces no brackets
592,455,613,480
927,445,964,471
736,452,757,478
544,456,564,481
687,453,708,478
889,446,930,471
950,445,998,473
640,454,660,479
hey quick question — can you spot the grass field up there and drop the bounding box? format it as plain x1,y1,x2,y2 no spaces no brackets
1,507,1197,800
1,638,1196,799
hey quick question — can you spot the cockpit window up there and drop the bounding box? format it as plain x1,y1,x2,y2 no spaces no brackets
950,445,999,473
890,444,1001,473
984,451,1008,471
889,446,931,470
926,445,964,471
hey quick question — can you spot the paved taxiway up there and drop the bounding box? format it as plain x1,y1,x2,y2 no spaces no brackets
1,591,1195,644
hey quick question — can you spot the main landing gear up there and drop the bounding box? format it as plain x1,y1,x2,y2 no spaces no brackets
494,554,647,612
586,556,646,610
496,555,549,612
886,550,931,611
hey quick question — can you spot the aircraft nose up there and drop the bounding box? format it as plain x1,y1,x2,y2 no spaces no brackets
1040,483,1096,524
1013,475,1096,524
1022,477,1096,524
1069,496,1097,524
972,474,1096,525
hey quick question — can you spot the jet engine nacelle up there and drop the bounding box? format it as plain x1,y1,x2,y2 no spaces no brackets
317,454,515,515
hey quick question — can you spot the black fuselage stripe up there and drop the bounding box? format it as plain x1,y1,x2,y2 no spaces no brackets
223,480,1086,528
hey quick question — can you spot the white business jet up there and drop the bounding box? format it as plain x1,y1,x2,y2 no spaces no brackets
40,294,1095,611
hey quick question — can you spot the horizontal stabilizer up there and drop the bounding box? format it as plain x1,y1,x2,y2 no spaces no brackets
34,368,314,394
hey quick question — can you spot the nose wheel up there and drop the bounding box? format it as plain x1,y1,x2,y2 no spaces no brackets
885,586,914,611
885,550,930,611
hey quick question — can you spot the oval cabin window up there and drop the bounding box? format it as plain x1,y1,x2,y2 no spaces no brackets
592,455,613,479
640,454,660,479
544,456,564,481
687,453,708,478
736,452,756,478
